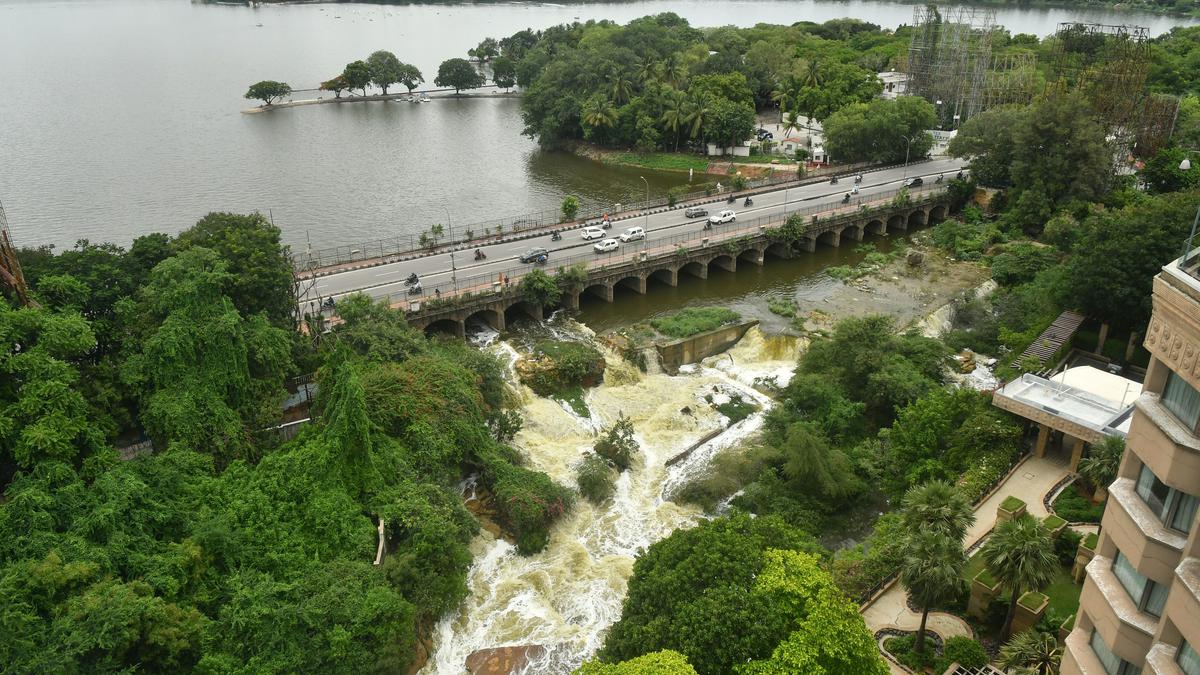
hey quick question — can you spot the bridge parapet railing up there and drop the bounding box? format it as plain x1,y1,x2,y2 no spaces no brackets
369,185,949,317
293,159,933,272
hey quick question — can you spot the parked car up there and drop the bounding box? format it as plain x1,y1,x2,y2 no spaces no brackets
581,226,607,240
708,209,736,225
684,206,708,218
756,128,774,141
594,238,619,253
907,177,924,187
619,226,645,242
519,247,549,263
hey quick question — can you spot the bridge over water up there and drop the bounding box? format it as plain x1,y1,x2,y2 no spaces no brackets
398,184,955,336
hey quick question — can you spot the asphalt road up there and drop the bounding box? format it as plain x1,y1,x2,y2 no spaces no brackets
298,157,965,315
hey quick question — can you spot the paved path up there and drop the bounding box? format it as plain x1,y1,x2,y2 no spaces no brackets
862,453,1073,674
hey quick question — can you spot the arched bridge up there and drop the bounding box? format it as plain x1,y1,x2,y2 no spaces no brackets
406,191,953,336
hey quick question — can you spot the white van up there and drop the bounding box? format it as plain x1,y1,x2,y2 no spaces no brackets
581,226,607,240
619,226,645,242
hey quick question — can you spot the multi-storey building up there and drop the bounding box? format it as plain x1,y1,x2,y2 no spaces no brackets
1062,252,1200,675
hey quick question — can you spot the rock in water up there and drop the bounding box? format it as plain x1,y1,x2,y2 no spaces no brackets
465,645,547,674
906,249,925,267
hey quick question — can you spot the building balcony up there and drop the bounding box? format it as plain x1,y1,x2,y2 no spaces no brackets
1104,478,1187,582
1080,555,1158,664
1130,395,1200,497
1145,641,1184,675
1163,557,1200,650
1064,627,1108,675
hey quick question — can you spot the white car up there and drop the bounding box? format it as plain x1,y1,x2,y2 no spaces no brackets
708,209,736,225
581,226,607,240
593,238,619,253
619,226,645,242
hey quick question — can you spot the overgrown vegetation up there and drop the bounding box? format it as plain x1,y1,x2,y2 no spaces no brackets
650,306,741,338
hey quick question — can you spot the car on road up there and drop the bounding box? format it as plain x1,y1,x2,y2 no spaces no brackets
907,177,924,187
581,226,607,240
619,226,645,242
594,238,619,253
756,128,774,141
519,247,549,263
684,206,708,218
708,209,736,225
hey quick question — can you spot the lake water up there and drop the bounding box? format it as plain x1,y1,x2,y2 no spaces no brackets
0,0,1192,252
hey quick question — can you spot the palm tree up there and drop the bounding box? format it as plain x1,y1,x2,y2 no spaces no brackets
608,70,633,106
682,93,712,141
998,630,1062,675
660,88,687,151
901,480,976,543
982,514,1059,640
781,108,803,139
635,57,661,86
1077,435,1124,502
660,54,687,89
581,95,618,141
799,57,823,88
900,530,967,656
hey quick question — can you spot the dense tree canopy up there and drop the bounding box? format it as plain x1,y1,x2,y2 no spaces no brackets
435,58,486,94
823,96,936,164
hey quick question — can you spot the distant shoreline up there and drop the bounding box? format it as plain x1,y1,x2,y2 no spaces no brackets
242,88,520,114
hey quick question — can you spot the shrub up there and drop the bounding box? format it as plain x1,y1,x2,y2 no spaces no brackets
885,634,938,671
561,195,580,222
650,307,741,338
594,414,639,471
767,298,797,318
1055,528,1083,566
519,269,562,307
956,448,1018,503
576,453,616,503
1052,484,1105,523
518,341,606,396
935,636,988,673
480,449,575,554
715,394,757,424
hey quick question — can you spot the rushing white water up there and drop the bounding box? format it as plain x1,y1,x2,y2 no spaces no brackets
422,325,798,674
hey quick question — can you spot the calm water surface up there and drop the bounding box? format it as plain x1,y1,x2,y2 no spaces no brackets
0,0,1192,251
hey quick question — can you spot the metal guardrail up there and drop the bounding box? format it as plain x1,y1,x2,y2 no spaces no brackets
293,158,929,272
343,184,948,317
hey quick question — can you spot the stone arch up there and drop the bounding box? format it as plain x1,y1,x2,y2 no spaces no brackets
817,229,842,247
424,317,464,338
907,209,927,227
649,267,678,287
504,300,543,324
866,219,885,235
709,254,736,273
929,204,948,223
614,275,647,295
887,213,907,231
581,283,613,303
738,246,765,266
841,224,864,243
765,242,794,259
680,260,707,280
465,307,504,332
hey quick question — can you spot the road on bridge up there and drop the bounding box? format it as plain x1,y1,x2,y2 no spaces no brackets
298,157,965,316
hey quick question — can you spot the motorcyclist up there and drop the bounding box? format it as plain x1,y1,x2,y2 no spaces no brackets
854,174,863,184
474,248,486,260
406,272,419,285
743,196,753,206
830,175,838,184
851,185,859,195
551,230,562,241
936,173,944,183
842,193,851,203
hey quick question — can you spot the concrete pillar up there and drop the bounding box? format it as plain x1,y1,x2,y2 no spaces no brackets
711,256,736,273
1070,437,1087,471
744,249,765,265
452,319,466,338
562,292,580,311
655,268,678,287
1034,424,1051,458
681,263,707,280
799,238,816,253
1125,331,1140,362
822,230,841,248
588,284,614,302
620,276,647,294
1095,322,1109,355
891,216,907,231
846,226,863,242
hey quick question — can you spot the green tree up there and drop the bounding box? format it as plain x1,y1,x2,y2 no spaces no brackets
1078,435,1124,500
1143,146,1200,194
468,37,500,62
366,50,404,95
981,514,1058,640
561,195,581,222
576,651,698,675
998,630,1062,675
900,480,975,542
175,211,295,329
823,97,936,164
435,58,485,94
792,61,881,122
320,75,348,99
660,88,687,151
397,63,425,93
341,60,371,96
576,452,616,503
703,98,757,150
581,95,619,141
491,56,517,90
244,80,291,106
949,105,1027,187
899,531,966,656
609,71,634,105
778,423,857,500
594,414,638,471
683,93,712,140
518,269,561,307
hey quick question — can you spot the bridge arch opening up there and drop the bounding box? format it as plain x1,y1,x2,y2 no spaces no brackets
709,254,736,274
765,242,794,259
817,229,841,247
929,204,948,223
582,283,612,303
649,267,678,288
615,276,646,295
504,301,543,326
424,318,464,338
908,210,927,228
887,214,906,231
680,261,707,280
738,247,764,265
866,219,885,235
465,308,504,333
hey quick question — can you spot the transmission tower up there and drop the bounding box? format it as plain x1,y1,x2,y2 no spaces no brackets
905,5,998,129
0,200,34,307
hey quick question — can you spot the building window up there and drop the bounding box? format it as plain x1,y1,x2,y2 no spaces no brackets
1091,630,1142,675
1111,551,1168,617
1136,463,1200,535
1162,370,1200,430
1180,641,1200,675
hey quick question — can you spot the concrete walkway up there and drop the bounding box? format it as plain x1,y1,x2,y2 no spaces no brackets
861,453,1073,674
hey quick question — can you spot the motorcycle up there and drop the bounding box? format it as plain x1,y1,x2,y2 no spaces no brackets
474,249,486,261
405,273,419,286
956,170,964,180
936,174,944,184
703,221,713,230
408,282,423,295
601,219,612,229
743,197,753,206
830,176,838,185
321,297,336,310
726,194,736,203
854,174,863,184
535,254,548,265
550,231,562,241
841,193,851,204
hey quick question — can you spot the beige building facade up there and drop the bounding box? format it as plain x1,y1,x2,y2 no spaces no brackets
1063,255,1200,675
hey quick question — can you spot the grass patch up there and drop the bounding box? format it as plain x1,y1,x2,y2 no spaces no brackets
1052,484,1105,523
1043,514,1067,531
552,384,590,418
715,394,758,424
650,307,741,338
1018,591,1048,611
1083,532,1098,550
1000,495,1026,512
610,152,709,172
1044,567,1082,618
733,155,794,164
767,297,797,318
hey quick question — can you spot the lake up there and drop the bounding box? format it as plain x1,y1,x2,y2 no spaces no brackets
0,0,1192,252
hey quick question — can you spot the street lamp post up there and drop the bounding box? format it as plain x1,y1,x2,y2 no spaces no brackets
443,206,457,292
902,134,920,179
641,176,650,255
